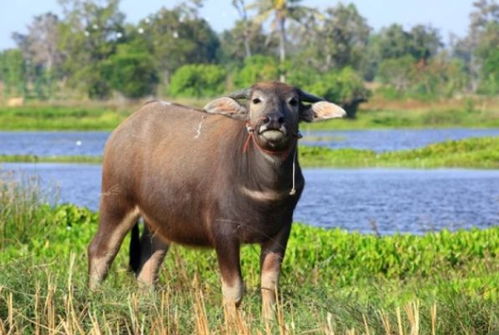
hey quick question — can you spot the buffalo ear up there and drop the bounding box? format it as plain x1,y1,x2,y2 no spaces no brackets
203,97,248,119
300,101,346,122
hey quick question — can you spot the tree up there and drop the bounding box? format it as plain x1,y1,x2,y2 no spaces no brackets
57,0,126,99
12,13,63,73
137,6,220,86
292,3,370,73
12,12,63,99
232,0,252,58
249,0,312,81
453,0,499,92
377,24,413,60
103,44,158,98
219,20,270,64
0,49,26,98
377,55,415,91
409,24,443,63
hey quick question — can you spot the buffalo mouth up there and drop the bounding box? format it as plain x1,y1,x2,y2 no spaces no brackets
258,126,287,142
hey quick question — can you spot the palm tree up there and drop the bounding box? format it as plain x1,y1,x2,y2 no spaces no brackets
248,0,311,82
232,0,252,58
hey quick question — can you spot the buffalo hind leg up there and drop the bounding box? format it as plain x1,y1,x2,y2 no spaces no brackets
134,223,169,287
260,225,291,320
88,203,140,290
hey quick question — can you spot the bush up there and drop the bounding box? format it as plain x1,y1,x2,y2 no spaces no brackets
299,67,370,118
233,55,279,88
169,64,227,98
377,55,467,100
478,47,499,95
104,45,158,99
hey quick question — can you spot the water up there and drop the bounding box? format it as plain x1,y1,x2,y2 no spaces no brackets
0,131,108,156
300,128,499,151
1,128,499,156
2,163,498,235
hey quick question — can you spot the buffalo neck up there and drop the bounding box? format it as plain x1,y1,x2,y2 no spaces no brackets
233,125,299,193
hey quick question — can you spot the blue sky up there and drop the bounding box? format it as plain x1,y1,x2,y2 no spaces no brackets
0,0,475,50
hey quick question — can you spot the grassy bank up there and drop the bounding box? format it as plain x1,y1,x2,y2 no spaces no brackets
0,154,102,164
300,136,499,168
1,97,498,130
2,137,498,168
305,97,499,130
0,105,130,130
0,176,498,334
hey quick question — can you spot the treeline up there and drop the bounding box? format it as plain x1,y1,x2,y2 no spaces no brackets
0,0,498,112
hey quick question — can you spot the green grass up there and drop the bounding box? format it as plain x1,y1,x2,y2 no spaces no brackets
1,97,499,130
0,174,498,334
299,136,499,168
2,137,498,168
0,154,102,164
0,105,131,130
304,99,499,130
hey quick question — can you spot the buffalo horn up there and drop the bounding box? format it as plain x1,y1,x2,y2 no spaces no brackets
299,90,324,103
228,88,251,100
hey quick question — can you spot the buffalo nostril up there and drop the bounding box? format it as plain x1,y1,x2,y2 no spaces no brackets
278,117,285,124
262,116,270,124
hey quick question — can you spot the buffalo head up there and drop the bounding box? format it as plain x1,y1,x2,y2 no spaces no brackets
204,82,346,151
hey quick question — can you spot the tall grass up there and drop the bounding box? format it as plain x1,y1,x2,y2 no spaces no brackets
0,171,498,334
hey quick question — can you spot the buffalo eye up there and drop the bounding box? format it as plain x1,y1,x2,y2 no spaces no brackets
252,97,262,104
288,97,298,106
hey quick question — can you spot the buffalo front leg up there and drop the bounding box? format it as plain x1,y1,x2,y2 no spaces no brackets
215,238,244,312
260,224,291,320
136,223,169,287
88,204,140,290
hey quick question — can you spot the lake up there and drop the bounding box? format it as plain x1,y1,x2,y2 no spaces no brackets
2,163,498,235
1,128,499,156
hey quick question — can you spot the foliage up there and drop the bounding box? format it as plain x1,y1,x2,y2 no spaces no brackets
219,20,270,64
137,6,220,85
293,3,370,73
233,55,279,88
378,55,416,91
293,67,370,118
169,64,227,98
0,49,26,97
57,0,126,99
377,55,467,99
0,181,497,333
103,44,158,98
479,46,499,95
1,0,497,102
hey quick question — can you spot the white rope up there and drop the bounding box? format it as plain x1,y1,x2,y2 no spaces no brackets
289,149,297,195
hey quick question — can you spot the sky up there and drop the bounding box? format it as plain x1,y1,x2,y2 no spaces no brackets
0,0,475,51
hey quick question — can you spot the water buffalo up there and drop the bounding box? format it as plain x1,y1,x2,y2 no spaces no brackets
88,81,346,318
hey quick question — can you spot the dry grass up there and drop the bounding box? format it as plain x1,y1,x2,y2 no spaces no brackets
0,268,440,335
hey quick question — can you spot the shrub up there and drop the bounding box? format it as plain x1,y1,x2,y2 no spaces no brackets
103,45,158,99
233,55,279,88
478,47,499,95
299,67,371,118
169,64,227,98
